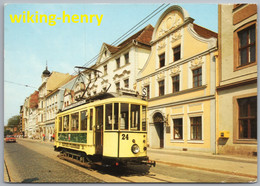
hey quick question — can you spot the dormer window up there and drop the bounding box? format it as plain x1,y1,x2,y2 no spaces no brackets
104,50,107,57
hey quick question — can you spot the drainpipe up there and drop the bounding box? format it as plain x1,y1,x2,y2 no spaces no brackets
215,51,219,155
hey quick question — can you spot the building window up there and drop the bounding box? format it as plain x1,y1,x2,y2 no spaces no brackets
172,75,180,93
238,24,256,66
124,79,129,88
190,117,202,140
158,80,165,96
173,118,183,139
116,58,120,69
193,67,202,87
173,45,181,62
115,82,120,91
144,85,150,99
238,96,257,139
159,53,165,68
124,53,129,64
103,65,107,75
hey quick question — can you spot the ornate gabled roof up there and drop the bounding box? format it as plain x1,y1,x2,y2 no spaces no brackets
97,24,154,64
193,24,218,39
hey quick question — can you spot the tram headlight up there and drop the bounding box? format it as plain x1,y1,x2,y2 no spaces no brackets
131,144,140,154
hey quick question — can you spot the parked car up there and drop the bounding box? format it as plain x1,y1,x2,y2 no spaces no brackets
5,135,16,143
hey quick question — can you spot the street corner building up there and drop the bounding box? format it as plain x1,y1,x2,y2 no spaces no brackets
217,4,257,156
136,5,218,152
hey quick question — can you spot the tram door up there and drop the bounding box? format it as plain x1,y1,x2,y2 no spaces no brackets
95,106,103,155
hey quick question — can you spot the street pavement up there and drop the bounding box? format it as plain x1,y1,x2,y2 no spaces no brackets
5,138,257,183
147,148,257,182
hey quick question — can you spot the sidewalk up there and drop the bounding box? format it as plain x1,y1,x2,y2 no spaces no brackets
147,148,257,179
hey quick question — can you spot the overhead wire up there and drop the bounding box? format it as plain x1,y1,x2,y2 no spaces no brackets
5,80,38,89
74,3,170,75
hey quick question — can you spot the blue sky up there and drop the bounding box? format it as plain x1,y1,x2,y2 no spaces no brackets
4,3,218,125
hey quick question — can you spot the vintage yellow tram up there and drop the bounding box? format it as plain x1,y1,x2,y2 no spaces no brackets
54,92,155,167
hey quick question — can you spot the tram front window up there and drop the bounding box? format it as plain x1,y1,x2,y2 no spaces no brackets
131,104,140,130
120,103,129,130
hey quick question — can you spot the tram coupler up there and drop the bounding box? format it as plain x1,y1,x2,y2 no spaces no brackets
142,160,156,167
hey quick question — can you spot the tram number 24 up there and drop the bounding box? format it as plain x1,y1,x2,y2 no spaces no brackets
122,134,129,140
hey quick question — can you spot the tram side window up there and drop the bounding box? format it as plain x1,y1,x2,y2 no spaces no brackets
59,117,62,131
114,103,119,130
142,106,147,131
96,106,103,130
80,111,88,131
63,115,69,131
105,104,112,130
90,109,93,130
71,113,79,131
120,103,129,130
131,104,140,130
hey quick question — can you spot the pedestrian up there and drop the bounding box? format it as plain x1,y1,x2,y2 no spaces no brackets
42,133,45,141
52,133,55,141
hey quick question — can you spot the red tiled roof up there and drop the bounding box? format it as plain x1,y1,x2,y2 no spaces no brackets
193,24,218,39
104,24,154,54
29,91,39,108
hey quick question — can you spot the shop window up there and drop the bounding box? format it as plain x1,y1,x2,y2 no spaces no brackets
159,53,165,68
173,118,183,139
80,110,88,131
190,116,202,140
193,67,202,87
105,104,112,130
71,112,79,131
238,96,257,139
172,75,180,93
158,80,165,96
173,45,181,62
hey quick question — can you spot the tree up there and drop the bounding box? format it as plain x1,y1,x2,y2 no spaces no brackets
7,115,20,128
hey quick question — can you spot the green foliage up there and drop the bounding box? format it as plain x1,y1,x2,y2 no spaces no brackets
4,130,13,137
7,115,20,127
